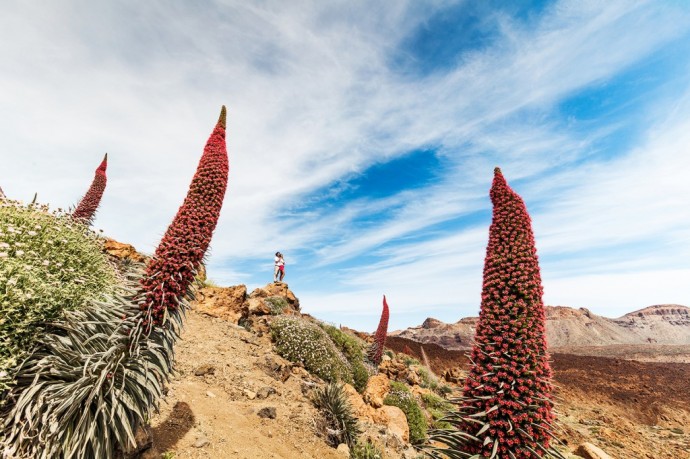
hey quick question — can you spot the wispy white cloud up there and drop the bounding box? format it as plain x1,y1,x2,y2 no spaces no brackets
1,0,689,330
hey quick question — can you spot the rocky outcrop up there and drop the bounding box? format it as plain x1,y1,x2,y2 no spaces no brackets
194,285,248,323
193,282,300,331
102,239,147,263
342,382,409,443
396,305,690,350
363,374,389,408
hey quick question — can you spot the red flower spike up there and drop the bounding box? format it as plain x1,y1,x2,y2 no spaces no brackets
139,106,229,328
72,153,108,223
460,167,555,458
368,295,390,365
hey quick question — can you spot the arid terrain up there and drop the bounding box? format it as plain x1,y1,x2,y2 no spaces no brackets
139,282,690,459
387,337,690,459
145,308,346,459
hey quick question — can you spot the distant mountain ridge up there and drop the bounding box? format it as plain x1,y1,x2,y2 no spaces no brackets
391,304,690,349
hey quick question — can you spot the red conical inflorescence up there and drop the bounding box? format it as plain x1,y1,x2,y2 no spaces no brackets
368,295,390,365
72,153,108,223
139,106,229,327
460,167,555,457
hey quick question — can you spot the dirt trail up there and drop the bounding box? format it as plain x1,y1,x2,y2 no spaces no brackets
146,309,343,459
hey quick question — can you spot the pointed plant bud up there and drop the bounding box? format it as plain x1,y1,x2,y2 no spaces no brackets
72,153,108,223
368,295,390,365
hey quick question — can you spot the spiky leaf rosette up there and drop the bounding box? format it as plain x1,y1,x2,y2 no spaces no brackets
72,153,108,224
139,106,228,328
428,168,562,459
367,295,389,365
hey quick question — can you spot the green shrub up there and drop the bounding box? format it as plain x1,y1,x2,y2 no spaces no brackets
321,325,370,393
384,384,427,445
271,317,352,384
422,393,453,429
403,356,420,367
265,296,289,315
0,202,117,392
312,383,360,448
350,440,383,459
417,366,439,391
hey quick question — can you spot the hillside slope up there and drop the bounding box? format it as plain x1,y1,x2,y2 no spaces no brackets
393,304,690,350
141,283,690,459
144,308,345,459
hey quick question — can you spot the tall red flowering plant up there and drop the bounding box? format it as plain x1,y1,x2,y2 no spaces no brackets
428,168,562,459
367,295,390,365
139,106,229,328
72,153,108,223
0,107,231,459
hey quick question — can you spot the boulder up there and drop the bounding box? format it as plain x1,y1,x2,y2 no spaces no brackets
193,364,215,376
336,444,350,456
405,368,422,386
410,385,433,398
380,405,409,443
363,374,390,408
343,384,378,421
247,296,271,315
194,285,247,324
102,239,147,263
575,442,614,459
250,283,300,311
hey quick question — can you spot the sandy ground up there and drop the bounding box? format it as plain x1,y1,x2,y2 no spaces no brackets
146,309,345,459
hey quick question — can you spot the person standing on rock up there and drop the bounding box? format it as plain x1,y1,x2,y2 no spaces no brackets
277,252,285,282
274,252,285,283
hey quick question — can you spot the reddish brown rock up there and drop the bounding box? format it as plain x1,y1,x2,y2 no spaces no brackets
102,239,147,263
575,442,614,459
379,405,409,443
194,285,247,324
363,374,390,408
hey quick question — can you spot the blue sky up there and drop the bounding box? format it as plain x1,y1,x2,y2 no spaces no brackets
1,1,689,332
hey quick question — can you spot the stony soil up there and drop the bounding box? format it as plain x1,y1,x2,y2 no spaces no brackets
145,309,344,459
141,292,690,458
387,337,690,459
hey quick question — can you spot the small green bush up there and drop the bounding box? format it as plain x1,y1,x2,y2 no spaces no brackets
384,383,427,445
350,440,383,459
265,296,289,315
417,366,439,391
422,393,453,429
312,383,360,448
321,325,370,393
0,202,117,391
271,316,352,384
403,356,420,367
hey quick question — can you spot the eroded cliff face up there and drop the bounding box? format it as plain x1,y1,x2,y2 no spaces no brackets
394,304,690,349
